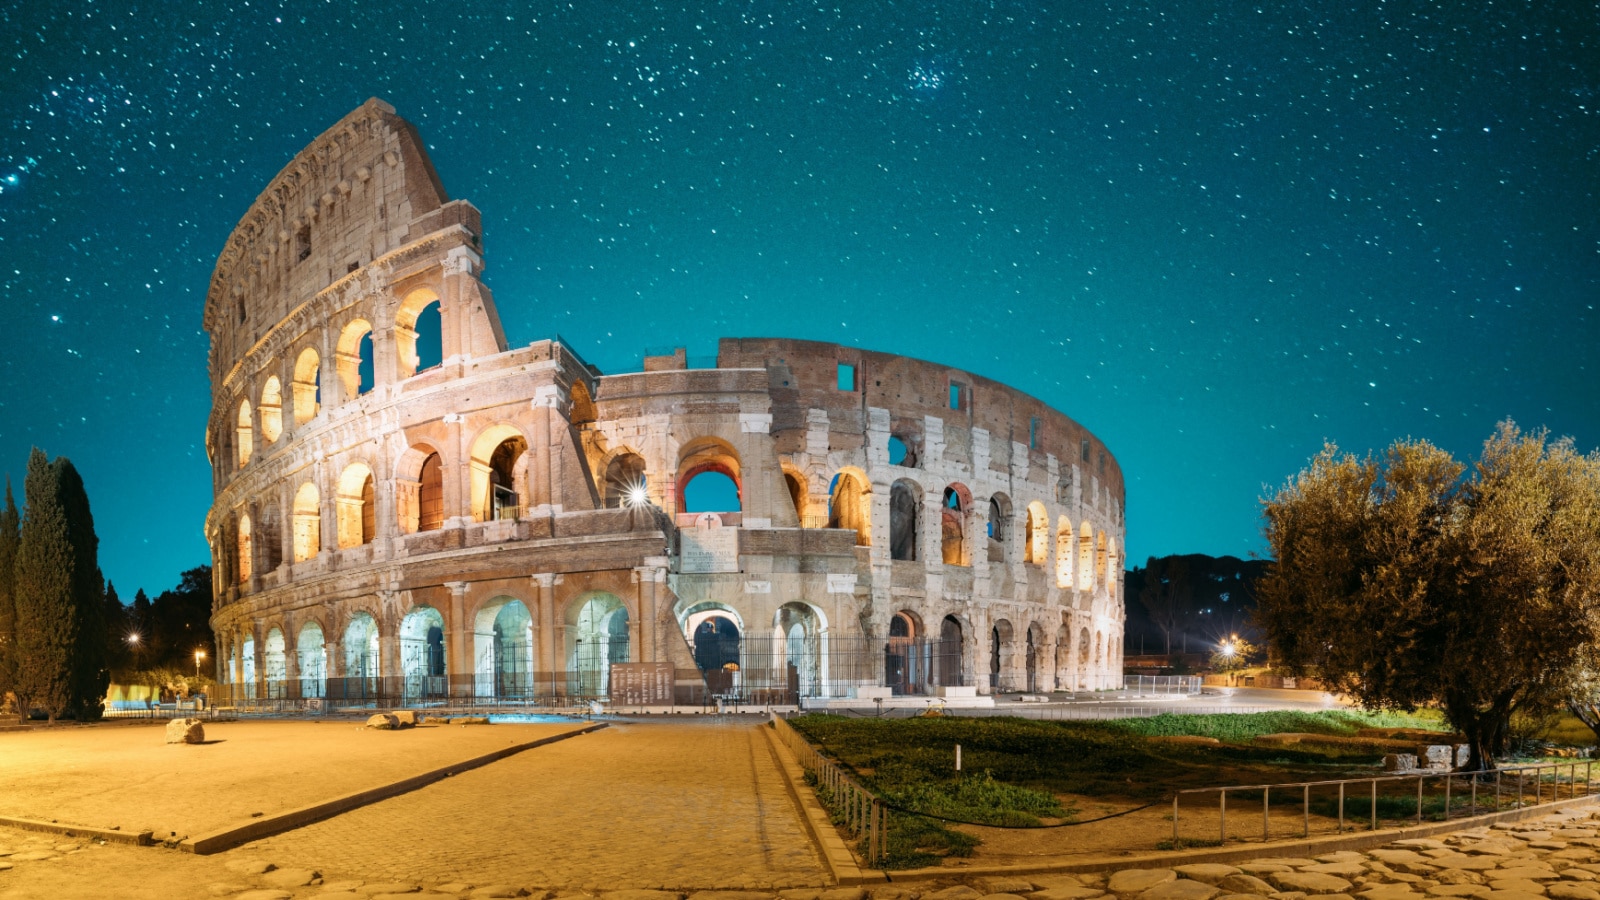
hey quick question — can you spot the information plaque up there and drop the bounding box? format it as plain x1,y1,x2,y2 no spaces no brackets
610,662,676,706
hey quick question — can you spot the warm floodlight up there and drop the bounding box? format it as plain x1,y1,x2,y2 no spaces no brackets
126,633,140,645
1221,641,1236,658
194,649,206,677
624,482,649,508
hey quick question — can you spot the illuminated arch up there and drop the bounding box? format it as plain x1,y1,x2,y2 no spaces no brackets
396,443,446,533
469,423,529,522
473,596,534,698
291,347,321,426
297,621,325,698
1095,531,1108,590
602,450,648,509
1054,515,1074,588
236,513,253,584
236,399,254,468
827,468,871,546
1024,501,1049,565
335,462,376,548
940,484,971,566
336,318,375,398
676,437,742,514
1077,522,1094,592
259,376,284,443
395,287,442,378
292,482,321,562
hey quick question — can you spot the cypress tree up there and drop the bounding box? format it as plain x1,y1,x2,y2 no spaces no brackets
53,457,106,721
0,479,18,713
14,449,74,722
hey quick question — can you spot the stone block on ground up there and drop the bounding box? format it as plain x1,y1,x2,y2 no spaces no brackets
1270,873,1354,895
449,716,491,725
1218,877,1276,897
1436,873,1487,886
260,867,319,888
165,717,206,743
1108,871,1177,895
391,710,421,726
1138,882,1219,900
365,713,400,730
1174,866,1242,886
1386,754,1420,772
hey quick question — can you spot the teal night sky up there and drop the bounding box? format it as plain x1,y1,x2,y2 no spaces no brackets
1,2,1595,597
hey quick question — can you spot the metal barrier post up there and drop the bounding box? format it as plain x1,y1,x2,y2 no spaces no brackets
1417,775,1424,824
1303,783,1310,837
1337,782,1345,833
1445,772,1451,820
1220,789,1227,843
1371,779,1377,830
1173,795,1180,845
1263,786,1270,840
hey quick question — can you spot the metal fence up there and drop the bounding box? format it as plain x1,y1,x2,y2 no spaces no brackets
1173,760,1596,846
770,712,886,866
1124,675,1203,696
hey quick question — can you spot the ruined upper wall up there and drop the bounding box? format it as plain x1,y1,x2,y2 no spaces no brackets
717,337,1126,504
202,98,456,372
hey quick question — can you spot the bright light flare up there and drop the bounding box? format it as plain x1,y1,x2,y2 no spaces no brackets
623,481,650,508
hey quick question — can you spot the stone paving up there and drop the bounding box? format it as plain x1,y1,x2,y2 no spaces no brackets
236,718,828,890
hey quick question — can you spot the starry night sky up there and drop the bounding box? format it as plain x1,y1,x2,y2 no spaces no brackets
1,2,1596,599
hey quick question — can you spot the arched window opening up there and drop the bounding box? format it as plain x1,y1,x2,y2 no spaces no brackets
775,602,826,700
487,437,526,520
990,618,1015,691
292,483,321,562
474,598,534,698
236,400,254,469
258,505,283,572
889,480,919,561
570,593,630,697
336,319,375,399
263,627,287,698
1025,624,1039,693
784,471,805,523
1107,539,1121,598
1078,627,1091,687
336,463,376,549
1095,531,1109,590
1025,501,1049,566
343,613,381,690
236,515,253,584
885,611,921,695
827,472,870,546
940,486,967,566
413,301,442,372
887,435,914,467
297,622,325,699
259,377,284,443
396,289,443,379
603,453,648,509
241,637,256,688
292,348,322,426
419,453,444,531
400,606,447,702
1055,516,1074,588
937,615,964,688
568,380,598,427
987,494,1011,563
1077,523,1095,591
682,470,740,513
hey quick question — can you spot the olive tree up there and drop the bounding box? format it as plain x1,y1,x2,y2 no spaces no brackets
1257,422,1600,771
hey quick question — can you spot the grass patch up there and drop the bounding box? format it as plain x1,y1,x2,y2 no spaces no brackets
1112,709,1447,744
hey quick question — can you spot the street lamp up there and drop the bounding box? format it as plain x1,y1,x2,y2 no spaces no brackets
194,649,206,678
127,632,142,670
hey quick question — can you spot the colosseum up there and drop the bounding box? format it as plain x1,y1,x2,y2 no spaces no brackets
203,98,1126,709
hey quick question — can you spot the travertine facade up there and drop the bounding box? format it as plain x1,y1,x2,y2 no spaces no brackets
203,99,1125,706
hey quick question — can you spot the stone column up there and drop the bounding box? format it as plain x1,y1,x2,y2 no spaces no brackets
446,581,470,697
250,620,266,700
532,574,557,695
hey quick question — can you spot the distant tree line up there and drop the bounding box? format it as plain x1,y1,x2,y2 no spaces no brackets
103,566,214,681
1124,554,1267,657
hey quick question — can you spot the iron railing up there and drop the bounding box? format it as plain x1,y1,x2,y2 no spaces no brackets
1172,760,1596,846
770,712,886,867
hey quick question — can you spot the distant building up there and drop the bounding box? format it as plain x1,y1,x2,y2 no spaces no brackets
202,99,1125,707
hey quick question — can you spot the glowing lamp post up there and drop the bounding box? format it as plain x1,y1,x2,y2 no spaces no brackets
126,632,142,670
194,649,206,678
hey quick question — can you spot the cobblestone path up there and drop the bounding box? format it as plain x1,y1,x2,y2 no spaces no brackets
239,718,829,890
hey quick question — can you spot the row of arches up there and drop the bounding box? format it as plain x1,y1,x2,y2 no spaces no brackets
230,288,444,471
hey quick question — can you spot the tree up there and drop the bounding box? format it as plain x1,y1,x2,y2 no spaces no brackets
1137,556,1194,655
0,480,17,711
54,457,107,721
1257,422,1600,771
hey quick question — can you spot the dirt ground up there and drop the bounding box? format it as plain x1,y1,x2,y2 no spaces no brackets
0,718,582,839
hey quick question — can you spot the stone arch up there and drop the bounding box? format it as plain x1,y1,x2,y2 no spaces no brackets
990,618,1015,692
236,513,253,584
601,450,648,509
827,468,871,546
941,484,972,566
1055,515,1074,588
1025,621,1047,693
568,380,597,427
335,462,377,549
1056,621,1072,690
889,478,921,561
782,468,807,524
569,592,630,697
677,437,742,514
292,347,321,426
469,423,529,522
344,611,381,684
1107,537,1120,598
886,609,924,695
395,287,443,379
236,399,254,469
292,482,321,562
259,376,284,443
887,421,921,468
937,614,968,688
1077,626,1091,688
258,501,283,571
987,493,1012,563
1077,522,1095,592
241,633,257,689
297,620,326,698
336,318,375,398
395,443,445,533
774,601,828,700
400,605,447,701
1025,501,1049,566
473,596,534,698
1095,531,1109,592
263,626,287,697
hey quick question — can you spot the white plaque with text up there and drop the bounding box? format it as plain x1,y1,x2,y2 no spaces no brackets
680,515,739,574
827,574,858,594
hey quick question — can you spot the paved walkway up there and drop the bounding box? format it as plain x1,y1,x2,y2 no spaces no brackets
239,718,829,890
